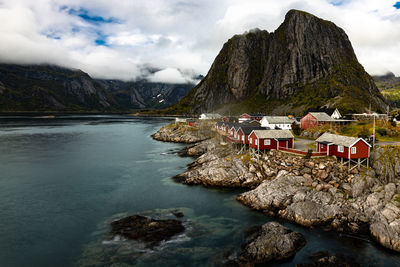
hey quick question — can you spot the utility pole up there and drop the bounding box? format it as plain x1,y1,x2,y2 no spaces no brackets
373,114,376,148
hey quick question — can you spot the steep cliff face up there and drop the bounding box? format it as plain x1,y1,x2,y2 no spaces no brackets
168,9,387,115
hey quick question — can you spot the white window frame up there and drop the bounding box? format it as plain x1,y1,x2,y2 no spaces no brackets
351,147,356,154
255,139,258,145
250,138,252,144
242,136,244,141
264,139,270,146
338,145,344,153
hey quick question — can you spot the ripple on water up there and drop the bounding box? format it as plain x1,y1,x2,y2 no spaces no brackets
76,208,245,267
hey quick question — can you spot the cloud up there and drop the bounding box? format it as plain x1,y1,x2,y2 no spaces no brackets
0,0,399,84
148,68,197,84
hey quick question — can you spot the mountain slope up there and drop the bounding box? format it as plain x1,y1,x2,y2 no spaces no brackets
166,9,387,115
373,72,400,107
96,79,193,110
0,64,117,112
0,64,194,112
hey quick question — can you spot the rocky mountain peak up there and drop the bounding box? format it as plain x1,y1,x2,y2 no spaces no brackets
166,9,386,115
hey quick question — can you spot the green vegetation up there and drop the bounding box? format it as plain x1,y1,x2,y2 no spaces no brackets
303,120,400,141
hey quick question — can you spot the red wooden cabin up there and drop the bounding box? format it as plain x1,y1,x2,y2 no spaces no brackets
237,126,267,144
300,112,335,130
315,133,371,159
248,130,294,151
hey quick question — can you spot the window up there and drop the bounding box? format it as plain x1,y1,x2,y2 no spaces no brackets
250,138,252,144
321,144,324,149
255,139,258,145
338,145,344,152
242,136,244,141
351,147,356,154
264,139,270,146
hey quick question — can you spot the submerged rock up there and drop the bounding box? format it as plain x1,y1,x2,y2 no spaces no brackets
237,222,306,265
297,251,361,267
110,215,185,248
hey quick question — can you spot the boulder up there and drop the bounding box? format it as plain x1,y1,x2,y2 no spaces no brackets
237,222,306,265
110,215,185,248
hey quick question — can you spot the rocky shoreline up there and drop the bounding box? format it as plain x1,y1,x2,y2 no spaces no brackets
152,122,214,143
153,122,400,255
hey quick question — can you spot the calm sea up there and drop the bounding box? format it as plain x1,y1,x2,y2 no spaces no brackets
0,115,398,266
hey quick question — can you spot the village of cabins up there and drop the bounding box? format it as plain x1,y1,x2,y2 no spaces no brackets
181,108,392,170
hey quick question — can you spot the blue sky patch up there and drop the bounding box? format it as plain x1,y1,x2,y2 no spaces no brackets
394,2,400,9
94,31,109,46
329,0,345,6
63,6,119,24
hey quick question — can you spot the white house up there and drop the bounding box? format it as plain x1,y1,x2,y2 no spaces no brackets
260,116,295,130
199,113,222,120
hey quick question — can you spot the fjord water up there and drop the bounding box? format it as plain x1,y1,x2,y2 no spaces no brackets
0,116,399,267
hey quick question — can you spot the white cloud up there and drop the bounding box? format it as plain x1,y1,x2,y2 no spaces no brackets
148,68,195,84
0,0,399,83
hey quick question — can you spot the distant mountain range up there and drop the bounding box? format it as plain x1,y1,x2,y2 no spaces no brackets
0,64,194,112
373,72,400,107
164,9,387,116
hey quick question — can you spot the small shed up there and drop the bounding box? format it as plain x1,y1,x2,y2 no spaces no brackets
315,133,371,159
248,130,294,151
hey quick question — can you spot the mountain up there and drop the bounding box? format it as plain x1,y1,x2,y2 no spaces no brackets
165,9,387,115
373,72,400,107
0,64,194,112
96,79,193,110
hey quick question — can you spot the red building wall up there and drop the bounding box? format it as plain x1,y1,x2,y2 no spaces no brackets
350,140,370,159
300,114,318,130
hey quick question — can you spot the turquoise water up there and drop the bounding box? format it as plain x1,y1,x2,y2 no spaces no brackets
0,116,399,266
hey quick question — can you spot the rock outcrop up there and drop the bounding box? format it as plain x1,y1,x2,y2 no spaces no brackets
168,9,386,115
152,122,214,143
110,215,185,248
237,222,306,265
370,146,400,183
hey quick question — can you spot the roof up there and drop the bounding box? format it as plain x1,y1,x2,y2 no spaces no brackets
262,116,295,124
308,112,336,122
240,113,264,117
239,126,268,134
252,129,294,139
316,132,371,147
306,108,338,116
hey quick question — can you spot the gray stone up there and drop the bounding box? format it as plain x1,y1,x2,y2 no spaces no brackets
238,222,306,265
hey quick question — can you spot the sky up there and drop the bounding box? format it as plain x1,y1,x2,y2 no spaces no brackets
0,0,399,83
